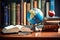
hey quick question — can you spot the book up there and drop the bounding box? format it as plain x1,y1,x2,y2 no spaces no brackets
49,0,55,11
20,0,24,25
24,0,26,25
8,4,10,25
46,20,60,23
0,1,1,26
30,0,34,9
26,0,30,25
2,25,33,33
41,0,46,17
4,6,9,26
46,2,49,18
16,4,21,25
10,2,16,25
33,0,37,8
43,25,59,29
1,2,5,27
37,0,41,9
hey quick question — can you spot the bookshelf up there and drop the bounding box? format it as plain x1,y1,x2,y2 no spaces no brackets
0,0,60,31
1,0,45,27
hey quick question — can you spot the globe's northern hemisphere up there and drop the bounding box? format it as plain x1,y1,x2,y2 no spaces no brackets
27,8,44,24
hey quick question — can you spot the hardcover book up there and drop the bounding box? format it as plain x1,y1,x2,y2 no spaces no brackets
33,0,37,8
50,0,55,11
16,3,21,25
46,2,49,17
0,1,1,26
24,0,27,25
10,2,16,25
1,2,5,27
38,0,41,9
26,0,31,25
2,25,33,33
43,25,59,32
41,0,46,17
30,0,34,9
20,0,24,25
4,6,9,26
8,4,10,25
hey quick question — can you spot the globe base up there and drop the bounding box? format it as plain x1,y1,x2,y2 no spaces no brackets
31,25,40,32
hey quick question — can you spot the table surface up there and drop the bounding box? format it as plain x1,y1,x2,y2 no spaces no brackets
0,27,60,38
0,32,60,38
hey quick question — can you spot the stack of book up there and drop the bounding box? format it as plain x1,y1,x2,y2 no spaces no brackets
43,18,60,32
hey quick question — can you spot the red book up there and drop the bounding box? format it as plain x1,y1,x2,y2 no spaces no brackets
16,4,21,25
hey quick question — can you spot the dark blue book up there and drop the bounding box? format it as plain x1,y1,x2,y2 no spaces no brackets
50,0,55,11
1,2,5,27
0,1,1,26
4,6,9,26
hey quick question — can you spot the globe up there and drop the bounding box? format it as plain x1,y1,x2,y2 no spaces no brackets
27,8,44,25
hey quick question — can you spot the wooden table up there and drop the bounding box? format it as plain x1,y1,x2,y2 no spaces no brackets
0,28,60,40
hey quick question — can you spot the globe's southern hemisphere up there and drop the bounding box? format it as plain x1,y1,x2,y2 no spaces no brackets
27,8,44,24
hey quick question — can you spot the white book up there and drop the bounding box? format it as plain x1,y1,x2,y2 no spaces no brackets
46,2,49,18
2,25,33,33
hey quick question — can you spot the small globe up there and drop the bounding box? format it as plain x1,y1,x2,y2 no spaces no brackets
27,8,44,24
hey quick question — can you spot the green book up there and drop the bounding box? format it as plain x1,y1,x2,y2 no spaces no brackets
41,0,46,17
10,2,16,25
30,0,34,9
38,0,42,9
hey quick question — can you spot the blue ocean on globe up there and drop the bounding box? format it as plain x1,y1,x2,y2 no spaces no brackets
27,8,44,24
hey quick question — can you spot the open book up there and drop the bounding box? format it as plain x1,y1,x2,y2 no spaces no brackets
2,25,33,33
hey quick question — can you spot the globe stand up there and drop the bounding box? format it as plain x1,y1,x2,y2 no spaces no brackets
31,24,40,32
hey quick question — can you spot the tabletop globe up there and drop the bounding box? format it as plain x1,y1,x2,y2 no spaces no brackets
27,8,44,25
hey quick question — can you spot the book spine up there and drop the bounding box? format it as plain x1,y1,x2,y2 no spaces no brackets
4,6,9,25
50,0,55,11
46,2,49,18
1,2,5,27
24,0,26,25
33,0,37,8
11,2,16,25
0,1,1,26
30,0,34,9
41,0,46,17
8,4,10,25
26,0,30,25
38,0,41,9
16,4,20,25
43,25,59,29
20,0,24,25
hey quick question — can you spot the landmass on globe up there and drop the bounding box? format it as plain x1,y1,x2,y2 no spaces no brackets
27,8,44,24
